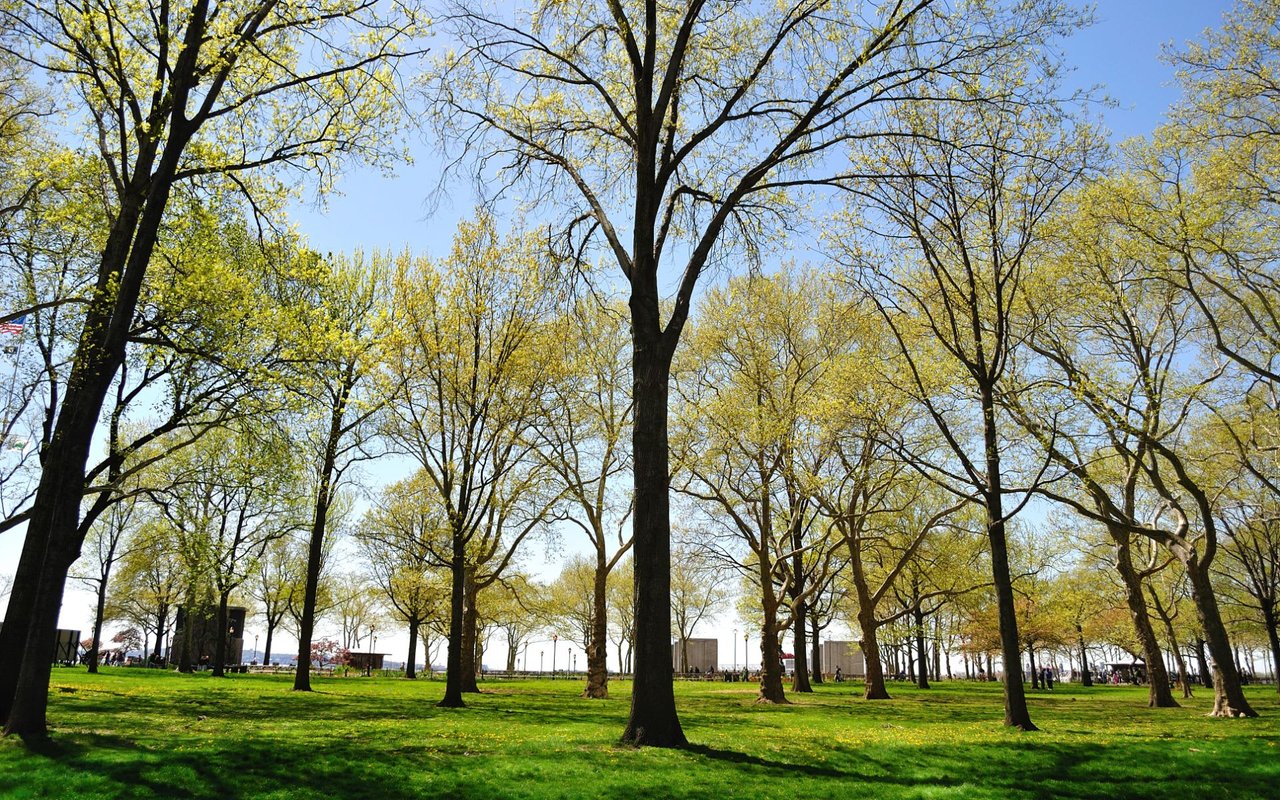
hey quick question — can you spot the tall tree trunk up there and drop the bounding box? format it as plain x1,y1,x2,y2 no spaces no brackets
438,537,467,707
933,616,943,681
915,607,930,690
809,615,823,684
584,564,609,698
0,104,199,736
1194,637,1213,688
460,574,480,693
153,607,166,663
294,382,350,692
212,592,231,678
88,582,108,675
789,529,811,692
1185,560,1256,717
982,383,1035,731
791,598,811,692
263,623,275,666
405,617,419,680
1112,529,1178,706
1028,643,1039,689
1263,605,1280,697
858,612,891,700
1077,624,1092,687
620,321,685,747
757,623,789,704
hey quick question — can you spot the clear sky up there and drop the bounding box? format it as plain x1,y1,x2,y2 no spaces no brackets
1,0,1239,672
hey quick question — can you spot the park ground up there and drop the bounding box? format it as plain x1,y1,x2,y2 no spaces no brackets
0,670,1277,799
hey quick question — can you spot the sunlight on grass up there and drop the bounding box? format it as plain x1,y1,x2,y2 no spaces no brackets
0,669,1276,799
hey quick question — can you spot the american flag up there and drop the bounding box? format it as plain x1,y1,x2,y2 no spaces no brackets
0,314,25,335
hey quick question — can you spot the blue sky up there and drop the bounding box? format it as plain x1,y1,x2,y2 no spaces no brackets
289,1,1235,261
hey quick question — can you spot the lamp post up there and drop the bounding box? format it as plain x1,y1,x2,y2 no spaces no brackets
744,631,749,672
572,651,577,674
254,633,259,665
372,632,378,676
366,625,375,676
540,651,544,675
552,634,558,678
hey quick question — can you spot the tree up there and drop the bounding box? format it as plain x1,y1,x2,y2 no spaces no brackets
1217,493,1280,696
106,520,182,662
71,482,143,674
249,533,309,666
835,50,1095,727
148,420,304,676
433,0,1074,747
542,556,598,662
607,557,637,674
535,300,634,698
289,253,396,692
0,0,427,735
668,541,730,678
810,330,968,699
1024,145,1257,717
1164,0,1280,389
331,573,385,653
357,473,451,680
383,217,562,707
487,574,542,673
672,270,845,702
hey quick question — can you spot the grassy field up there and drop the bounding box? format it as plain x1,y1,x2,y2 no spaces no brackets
0,669,1277,799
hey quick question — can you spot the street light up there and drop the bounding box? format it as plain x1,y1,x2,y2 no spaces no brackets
254,633,259,665
540,651,544,675
552,633,558,678
572,651,577,674
744,631,749,672
366,625,376,676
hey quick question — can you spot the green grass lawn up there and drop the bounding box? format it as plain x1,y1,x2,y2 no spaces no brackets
1,669,1277,799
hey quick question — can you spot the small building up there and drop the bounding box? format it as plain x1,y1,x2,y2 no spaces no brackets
672,638,718,674
171,605,247,668
821,640,866,677
346,652,387,672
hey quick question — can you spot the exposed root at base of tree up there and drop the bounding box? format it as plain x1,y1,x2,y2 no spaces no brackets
753,695,792,705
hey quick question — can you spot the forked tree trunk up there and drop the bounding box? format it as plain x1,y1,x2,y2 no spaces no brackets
1194,637,1213,688
1146,584,1191,699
